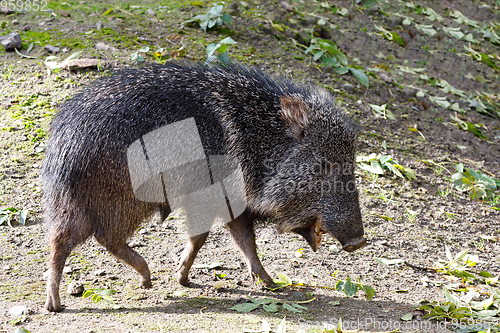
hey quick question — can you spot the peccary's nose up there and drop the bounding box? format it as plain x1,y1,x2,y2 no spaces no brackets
342,236,366,252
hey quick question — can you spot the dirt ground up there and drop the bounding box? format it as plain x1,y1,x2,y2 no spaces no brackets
0,0,500,332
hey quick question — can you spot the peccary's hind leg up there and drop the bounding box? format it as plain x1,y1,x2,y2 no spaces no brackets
227,213,275,288
45,240,75,312
96,236,152,288
46,219,93,312
176,232,209,285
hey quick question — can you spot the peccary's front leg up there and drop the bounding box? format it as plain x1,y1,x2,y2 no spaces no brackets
176,232,209,285
227,212,276,288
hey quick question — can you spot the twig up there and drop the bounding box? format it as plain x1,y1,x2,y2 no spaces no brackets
15,48,38,59
295,297,316,304
200,306,212,317
404,261,436,272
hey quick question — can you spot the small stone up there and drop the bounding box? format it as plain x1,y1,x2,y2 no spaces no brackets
145,8,156,16
45,45,61,54
3,265,11,271
342,83,354,93
128,240,141,248
60,10,70,17
61,58,100,71
9,305,29,317
12,19,19,25
62,48,68,53
63,266,73,274
0,32,22,51
279,1,293,11
379,73,392,83
403,88,417,99
94,269,106,276
96,21,102,31
67,281,84,295
95,42,118,53
22,25,30,31
291,291,306,300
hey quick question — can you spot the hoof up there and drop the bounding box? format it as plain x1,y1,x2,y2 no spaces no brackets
141,280,152,289
176,271,189,286
45,299,63,312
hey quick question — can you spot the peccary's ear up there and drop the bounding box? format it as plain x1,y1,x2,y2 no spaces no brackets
280,95,310,140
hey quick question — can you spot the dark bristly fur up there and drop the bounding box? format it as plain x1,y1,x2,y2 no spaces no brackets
42,62,365,312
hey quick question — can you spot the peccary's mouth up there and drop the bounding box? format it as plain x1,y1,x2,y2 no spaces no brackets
341,236,367,252
292,220,326,252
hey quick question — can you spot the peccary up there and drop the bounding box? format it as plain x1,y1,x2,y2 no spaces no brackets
42,63,366,312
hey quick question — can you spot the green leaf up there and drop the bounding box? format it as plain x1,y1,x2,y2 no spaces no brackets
349,68,369,88
480,271,494,278
96,289,117,296
343,278,358,297
465,122,487,139
217,52,229,64
207,4,223,18
318,40,338,54
335,280,345,291
102,8,114,16
248,296,274,305
313,50,325,62
376,258,403,266
401,313,413,321
263,302,279,313
361,285,376,300
277,273,292,285
332,67,349,75
221,13,232,25
219,37,236,45
219,45,228,54
0,215,9,226
208,18,217,29
82,290,94,298
192,262,222,269
398,165,417,180
337,7,349,16
415,23,437,36
283,303,301,313
229,302,260,312
304,44,316,55
331,49,348,66
292,303,309,311
385,109,396,120
13,328,31,333
200,20,209,31
321,56,337,66
19,210,27,225
172,290,187,297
